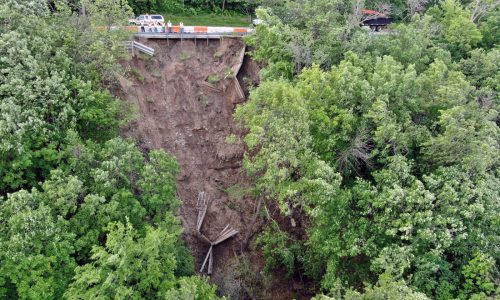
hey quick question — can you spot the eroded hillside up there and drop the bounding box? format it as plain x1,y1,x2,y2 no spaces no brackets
116,38,275,297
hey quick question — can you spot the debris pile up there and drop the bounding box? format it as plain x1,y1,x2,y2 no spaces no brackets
195,192,238,274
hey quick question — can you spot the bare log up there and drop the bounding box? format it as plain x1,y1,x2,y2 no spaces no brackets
208,249,214,274
200,245,213,273
195,231,212,245
196,192,209,232
213,229,239,245
195,196,239,274
215,224,230,239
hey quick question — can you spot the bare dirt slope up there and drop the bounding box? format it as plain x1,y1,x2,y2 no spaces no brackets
117,38,311,299
117,37,267,295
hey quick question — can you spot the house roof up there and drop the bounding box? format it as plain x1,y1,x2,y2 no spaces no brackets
361,9,388,17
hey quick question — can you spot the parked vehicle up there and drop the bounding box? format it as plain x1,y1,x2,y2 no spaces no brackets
129,14,165,26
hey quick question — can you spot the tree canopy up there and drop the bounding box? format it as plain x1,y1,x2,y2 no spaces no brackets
1,0,499,298
0,1,220,298
237,0,500,298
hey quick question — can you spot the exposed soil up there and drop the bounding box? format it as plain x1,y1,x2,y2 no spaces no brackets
117,37,309,299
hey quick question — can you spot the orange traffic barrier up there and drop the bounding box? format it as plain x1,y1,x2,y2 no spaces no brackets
171,25,180,33
233,28,247,33
194,26,208,33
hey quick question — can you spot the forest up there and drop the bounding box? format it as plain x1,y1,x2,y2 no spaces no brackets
0,0,221,299
238,0,499,298
0,0,498,299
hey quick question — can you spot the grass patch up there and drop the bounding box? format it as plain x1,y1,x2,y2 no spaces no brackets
130,68,145,84
225,200,240,212
179,52,190,61
164,13,251,27
207,74,219,84
225,134,238,144
197,90,210,107
151,69,163,78
138,52,153,61
224,68,234,79
225,184,255,200
213,51,223,59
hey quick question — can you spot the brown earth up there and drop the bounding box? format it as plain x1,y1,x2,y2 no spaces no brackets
117,37,311,299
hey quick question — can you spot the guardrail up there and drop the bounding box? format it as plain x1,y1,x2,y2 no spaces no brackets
99,25,254,37
124,41,154,56
136,25,254,35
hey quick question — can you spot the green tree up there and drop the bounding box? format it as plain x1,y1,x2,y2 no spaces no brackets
0,3,125,193
423,104,499,172
478,12,500,48
238,10,500,296
0,3,208,298
0,137,209,297
162,274,222,299
461,252,498,299
138,150,180,219
235,79,340,214
65,219,220,299
256,222,303,277
314,272,429,300
84,0,134,30
3,0,49,16
0,179,78,299
434,0,483,57
65,220,178,299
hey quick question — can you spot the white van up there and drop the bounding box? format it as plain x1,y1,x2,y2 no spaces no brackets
129,14,165,26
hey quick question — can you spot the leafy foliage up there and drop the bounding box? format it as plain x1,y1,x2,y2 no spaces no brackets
127,0,254,14
313,273,430,300
238,0,500,298
65,219,218,299
0,136,211,298
0,3,125,193
256,222,303,277
84,0,134,28
0,1,219,298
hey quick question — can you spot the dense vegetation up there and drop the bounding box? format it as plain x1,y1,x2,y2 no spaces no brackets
2,0,499,299
0,1,220,298
127,0,256,14
237,0,499,298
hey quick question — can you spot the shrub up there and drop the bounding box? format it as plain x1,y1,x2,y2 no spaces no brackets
207,74,220,84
